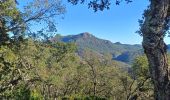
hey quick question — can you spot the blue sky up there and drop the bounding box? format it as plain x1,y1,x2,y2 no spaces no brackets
56,0,150,44
18,0,170,44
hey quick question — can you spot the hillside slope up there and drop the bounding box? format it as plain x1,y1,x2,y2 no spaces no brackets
51,32,144,64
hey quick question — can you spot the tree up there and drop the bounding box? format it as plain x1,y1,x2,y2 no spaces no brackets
68,0,170,99
0,0,66,98
131,55,154,99
141,1,170,99
0,0,65,45
79,49,130,99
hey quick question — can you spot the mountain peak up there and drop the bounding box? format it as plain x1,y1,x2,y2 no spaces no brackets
79,32,92,38
115,42,122,45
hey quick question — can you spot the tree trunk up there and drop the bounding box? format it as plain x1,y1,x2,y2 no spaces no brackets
141,0,170,99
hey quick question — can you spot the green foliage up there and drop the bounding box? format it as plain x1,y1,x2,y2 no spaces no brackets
132,55,149,79
0,39,78,99
10,83,43,100
0,46,20,97
12,84,31,100
1,0,170,99
0,0,153,100
131,55,154,99
1,36,155,100
0,38,155,100
30,89,43,100
0,0,19,18
0,0,65,46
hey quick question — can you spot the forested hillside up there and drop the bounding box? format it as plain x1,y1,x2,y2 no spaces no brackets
1,0,170,100
51,32,143,64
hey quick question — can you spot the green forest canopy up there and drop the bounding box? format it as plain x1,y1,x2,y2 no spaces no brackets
1,0,170,99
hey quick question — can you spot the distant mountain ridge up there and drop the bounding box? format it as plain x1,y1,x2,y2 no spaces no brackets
51,32,170,64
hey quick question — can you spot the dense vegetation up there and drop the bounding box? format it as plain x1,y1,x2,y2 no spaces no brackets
0,38,155,99
1,0,170,99
68,0,170,99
